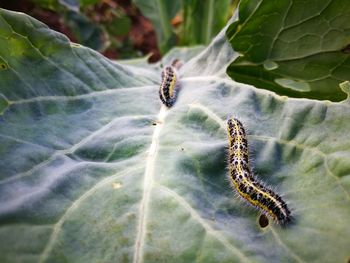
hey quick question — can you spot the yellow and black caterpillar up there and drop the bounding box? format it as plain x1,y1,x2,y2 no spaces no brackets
227,118,291,225
159,60,182,108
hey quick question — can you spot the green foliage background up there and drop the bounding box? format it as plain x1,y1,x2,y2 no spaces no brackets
227,0,350,101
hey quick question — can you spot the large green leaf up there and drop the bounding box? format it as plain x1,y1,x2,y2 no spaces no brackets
1,8,350,263
226,0,350,101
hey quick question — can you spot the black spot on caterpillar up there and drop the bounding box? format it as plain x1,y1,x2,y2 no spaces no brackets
159,60,181,107
227,118,291,225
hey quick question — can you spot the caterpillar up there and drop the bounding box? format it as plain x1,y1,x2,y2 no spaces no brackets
227,118,291,225
159,60,181,108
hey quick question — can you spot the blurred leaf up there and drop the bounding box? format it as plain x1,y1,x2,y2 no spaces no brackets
226,0,350,101
80,0,101,8
58,0,80,11
105,15,132,36
64,10,106,51
31,0,81,12
31,0,60,11
181,0,233,45
1,8,350,263
133,0,180,54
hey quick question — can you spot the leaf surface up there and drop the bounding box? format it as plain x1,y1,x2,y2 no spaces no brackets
226,0,350,101
0,8,350,263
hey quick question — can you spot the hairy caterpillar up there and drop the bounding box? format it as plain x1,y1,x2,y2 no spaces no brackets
227,118,291,225
159,60,182,107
